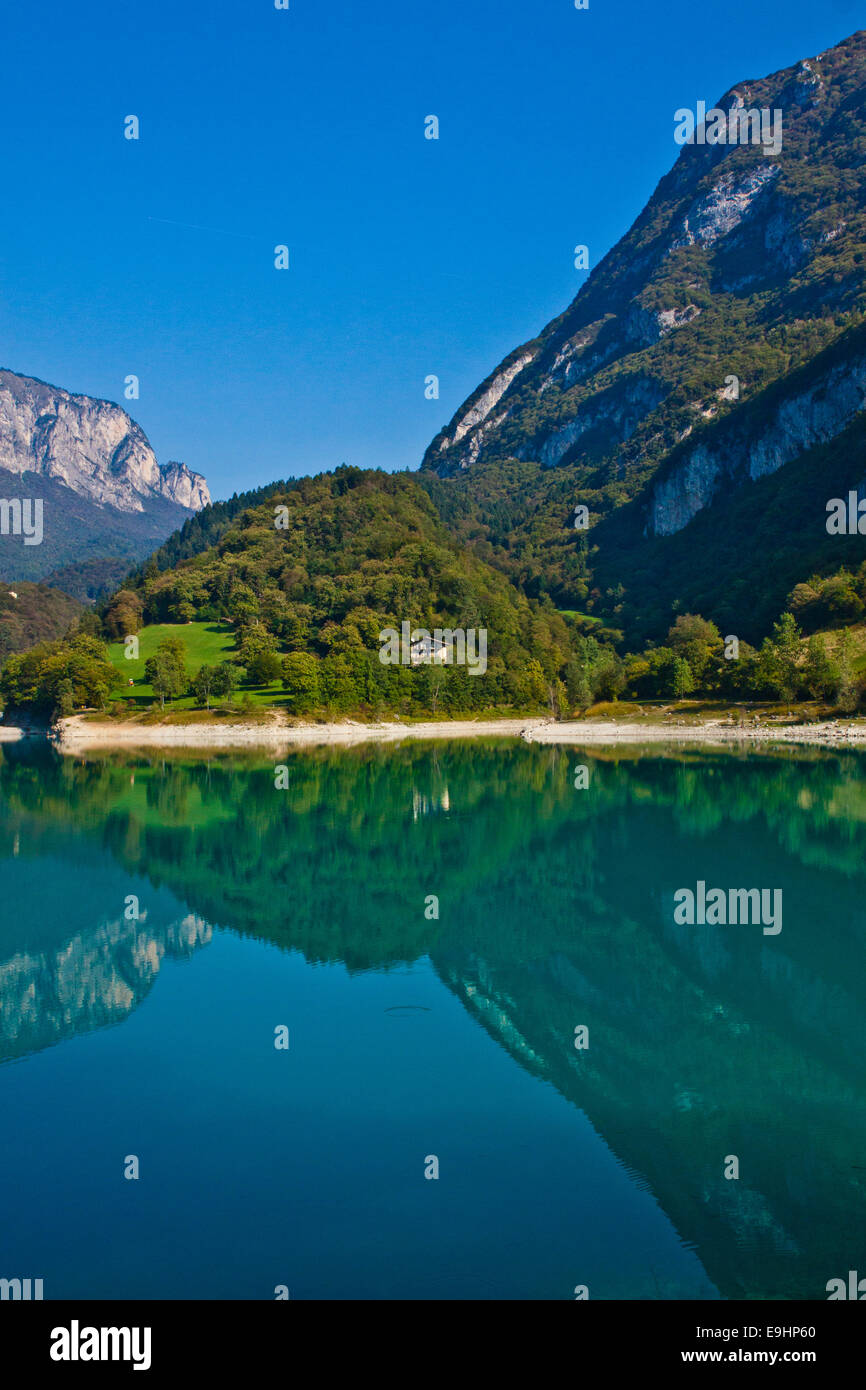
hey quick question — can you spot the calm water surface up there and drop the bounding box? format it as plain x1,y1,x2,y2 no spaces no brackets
0,740,864,1299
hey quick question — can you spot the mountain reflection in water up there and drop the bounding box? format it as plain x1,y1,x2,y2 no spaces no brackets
1,739,864,1300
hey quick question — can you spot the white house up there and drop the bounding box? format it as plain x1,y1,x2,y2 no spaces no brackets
409,635,449,666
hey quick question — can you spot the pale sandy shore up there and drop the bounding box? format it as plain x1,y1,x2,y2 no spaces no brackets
524,719,866,747
36,712,866,753
52,714,544,751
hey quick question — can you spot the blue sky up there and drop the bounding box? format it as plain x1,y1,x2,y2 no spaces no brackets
0,0,859,501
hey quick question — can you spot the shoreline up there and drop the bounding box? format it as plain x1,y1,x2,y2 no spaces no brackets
19,712,866,752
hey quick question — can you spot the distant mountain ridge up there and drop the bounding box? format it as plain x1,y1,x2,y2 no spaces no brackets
0,369,208,512
0,368,210,590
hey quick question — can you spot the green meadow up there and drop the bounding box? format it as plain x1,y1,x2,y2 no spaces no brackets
107,622,284,709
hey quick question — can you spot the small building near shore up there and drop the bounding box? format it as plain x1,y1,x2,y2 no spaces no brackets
409,635,449,666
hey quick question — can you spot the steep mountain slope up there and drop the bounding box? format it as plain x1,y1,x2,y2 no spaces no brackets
421,31,866,644
0,467,204,589
0,369,210,588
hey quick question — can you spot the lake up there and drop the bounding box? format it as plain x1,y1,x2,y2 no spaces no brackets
1,739,864,1300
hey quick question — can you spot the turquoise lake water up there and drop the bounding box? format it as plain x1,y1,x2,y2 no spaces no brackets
0,739,864,1299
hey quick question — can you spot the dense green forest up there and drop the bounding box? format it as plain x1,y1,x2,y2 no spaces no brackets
1,468,577,717
43,558,132,603
128,477,299,576
0,582,83,662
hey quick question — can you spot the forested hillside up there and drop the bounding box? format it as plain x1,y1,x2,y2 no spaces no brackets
0,583,82,662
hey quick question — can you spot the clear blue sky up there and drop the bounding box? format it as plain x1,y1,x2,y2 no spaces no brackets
0,0,859,501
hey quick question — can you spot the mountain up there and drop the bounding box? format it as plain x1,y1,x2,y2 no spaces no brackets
0,369,208,512
0,369,210,588
421,31,866,645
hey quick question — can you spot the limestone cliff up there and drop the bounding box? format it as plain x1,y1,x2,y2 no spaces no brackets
0,369,209,514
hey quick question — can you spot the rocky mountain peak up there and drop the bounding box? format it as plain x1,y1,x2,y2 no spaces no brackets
0,368,210,515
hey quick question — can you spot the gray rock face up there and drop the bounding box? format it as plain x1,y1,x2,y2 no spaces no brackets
434,351,535,465
670,164,780,250
0,369,209,514
648,353,866,535
531,374,669,469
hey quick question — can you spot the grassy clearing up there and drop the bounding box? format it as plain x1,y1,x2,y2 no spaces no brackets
107,622,285,711
557,609,604,625
108,622,235,679
819,622,866,673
